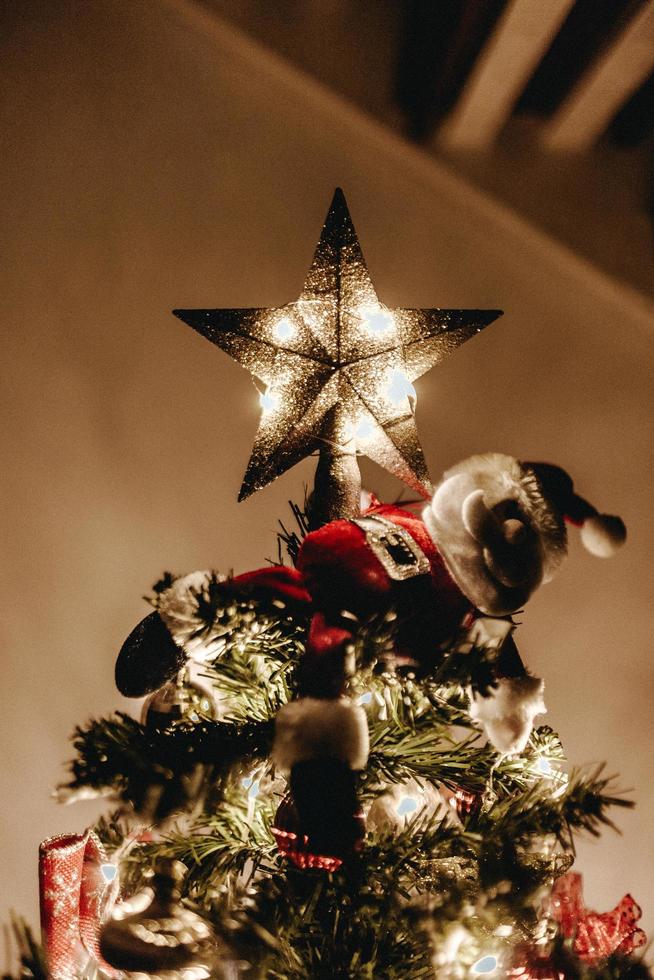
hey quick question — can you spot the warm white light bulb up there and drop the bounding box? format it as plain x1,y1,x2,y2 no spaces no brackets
395,795,419,817
386,368,416,409
241,774,261,800
274,317,296,341
355,418,375,440
345,416,376,444
471,954,498,975
101,863,117,882
259,387,280,413
360,306,394,336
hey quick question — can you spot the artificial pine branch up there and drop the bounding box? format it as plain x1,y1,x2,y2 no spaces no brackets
203,619,304,722
146,570,178,599
63,713,274,816
480,766,632,848
232,861,435,979
3,915,47,980
137,784,281,892
275,498,311,567
430,642,505,696
362,676,560,798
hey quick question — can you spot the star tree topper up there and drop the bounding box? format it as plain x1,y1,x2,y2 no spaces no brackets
174,189,501,504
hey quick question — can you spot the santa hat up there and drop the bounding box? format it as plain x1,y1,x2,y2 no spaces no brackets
523,461,626,559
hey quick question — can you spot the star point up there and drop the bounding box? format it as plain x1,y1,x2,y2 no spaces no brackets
173,189,502,501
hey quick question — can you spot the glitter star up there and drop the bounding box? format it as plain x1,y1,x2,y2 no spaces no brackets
174,189,501,500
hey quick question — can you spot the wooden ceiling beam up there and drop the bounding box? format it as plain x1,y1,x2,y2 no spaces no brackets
438,0,575,149
543,1,654,151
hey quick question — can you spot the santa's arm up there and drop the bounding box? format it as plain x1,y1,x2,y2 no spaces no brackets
466,626,546,756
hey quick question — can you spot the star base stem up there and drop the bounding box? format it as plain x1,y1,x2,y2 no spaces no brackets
308,406,361,528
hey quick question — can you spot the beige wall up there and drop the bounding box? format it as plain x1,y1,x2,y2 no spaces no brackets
2,0,653,946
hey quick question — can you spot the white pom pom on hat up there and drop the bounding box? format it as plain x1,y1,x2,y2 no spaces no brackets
272,697,369,774
579,514,627,558
523,461,626,558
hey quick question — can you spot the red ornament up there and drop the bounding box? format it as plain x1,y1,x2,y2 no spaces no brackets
508,957,565,979
508,944,568,980
39,831,120,979
550,872,646,963
272,795,364,872
451,786,483,819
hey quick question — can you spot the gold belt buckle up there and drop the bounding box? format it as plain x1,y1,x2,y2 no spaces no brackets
350,516,431,582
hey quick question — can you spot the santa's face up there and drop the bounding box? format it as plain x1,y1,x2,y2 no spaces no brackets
423,454,566,616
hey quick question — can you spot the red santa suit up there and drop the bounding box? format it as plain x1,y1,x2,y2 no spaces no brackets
231,503,478,698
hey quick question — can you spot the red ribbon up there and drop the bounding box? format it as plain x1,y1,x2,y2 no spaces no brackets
508,958,565,979
550,872,646,963
39,831,120,978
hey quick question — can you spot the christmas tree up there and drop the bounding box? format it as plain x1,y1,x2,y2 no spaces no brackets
14,190,649,980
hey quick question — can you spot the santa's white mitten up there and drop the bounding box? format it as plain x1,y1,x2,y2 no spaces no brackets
469,675,546,755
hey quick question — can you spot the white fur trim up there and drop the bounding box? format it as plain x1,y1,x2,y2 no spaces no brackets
424,453,568,617
580,514,626,558
469,675,546,755
158,570,228,661
435,454,567,576
272,698,369,774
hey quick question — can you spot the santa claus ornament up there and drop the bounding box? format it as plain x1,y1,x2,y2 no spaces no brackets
277,453,624,723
